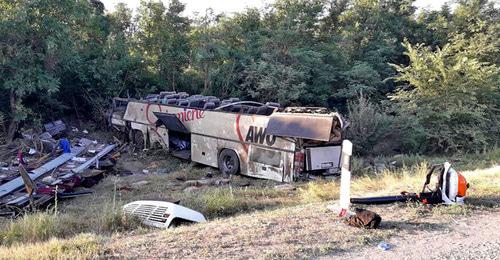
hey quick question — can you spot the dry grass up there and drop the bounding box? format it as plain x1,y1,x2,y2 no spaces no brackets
299,181,339,203
350,162,429,197
106,202,394,259
0,212,57,245
460,165,500,207
0,233,104,260
0,208,139,246
183,186,296,217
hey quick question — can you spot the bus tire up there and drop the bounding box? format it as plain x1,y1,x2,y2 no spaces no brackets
132,130,145,150
218,149,240,176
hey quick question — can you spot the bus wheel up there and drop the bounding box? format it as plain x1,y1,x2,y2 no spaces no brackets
218,149,239,176
132,130,145,150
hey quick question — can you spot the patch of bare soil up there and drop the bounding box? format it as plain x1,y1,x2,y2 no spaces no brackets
104,202,499,259
332,208,500,260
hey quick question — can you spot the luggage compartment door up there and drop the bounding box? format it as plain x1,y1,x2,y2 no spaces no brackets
153,112,189,133
305,145,342,172
247,145,284,182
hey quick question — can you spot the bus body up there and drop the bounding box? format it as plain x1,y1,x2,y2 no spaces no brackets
110,93,348,182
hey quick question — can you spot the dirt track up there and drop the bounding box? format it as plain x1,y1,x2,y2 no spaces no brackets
331,208,500,260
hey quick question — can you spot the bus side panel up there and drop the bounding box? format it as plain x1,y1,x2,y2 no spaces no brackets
191,134,218,167
124,101,166,126
150,126,169,149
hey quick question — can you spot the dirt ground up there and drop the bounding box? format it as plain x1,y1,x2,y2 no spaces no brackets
105,201,500,259
331,209,500,260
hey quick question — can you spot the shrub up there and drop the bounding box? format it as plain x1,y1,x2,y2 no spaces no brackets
346,95,396,155
391,41,500,153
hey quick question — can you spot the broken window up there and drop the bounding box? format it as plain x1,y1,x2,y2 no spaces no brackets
249,146,281,168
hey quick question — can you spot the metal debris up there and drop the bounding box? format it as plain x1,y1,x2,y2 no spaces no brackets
0,127,119,216
0,146,86,199
72,144,117,174
44,120,67,136
123,200,206,228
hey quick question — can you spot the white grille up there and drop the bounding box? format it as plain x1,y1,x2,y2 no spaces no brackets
123,200,206,229
124,202,169,224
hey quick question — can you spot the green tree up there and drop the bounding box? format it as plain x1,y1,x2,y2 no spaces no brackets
0,0,83,141
190,9,226,93
162,0,190,91
241,0,333,106
135,0,168,90
391,41,499,153
330,0,420,102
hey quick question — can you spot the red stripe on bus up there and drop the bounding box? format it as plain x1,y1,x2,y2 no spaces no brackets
145,103,162,125
235,114,248,153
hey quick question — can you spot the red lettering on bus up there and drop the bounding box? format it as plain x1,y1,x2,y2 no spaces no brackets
177,109,205,122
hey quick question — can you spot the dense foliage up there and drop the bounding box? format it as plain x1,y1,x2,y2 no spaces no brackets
0,0,498,154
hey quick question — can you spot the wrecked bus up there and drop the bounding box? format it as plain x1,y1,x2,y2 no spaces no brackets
109,92,349,182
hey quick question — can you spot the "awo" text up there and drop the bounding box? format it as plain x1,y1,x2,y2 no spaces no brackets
245,126,276,146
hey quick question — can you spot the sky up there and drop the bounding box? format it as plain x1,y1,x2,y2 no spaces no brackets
100,0,450,16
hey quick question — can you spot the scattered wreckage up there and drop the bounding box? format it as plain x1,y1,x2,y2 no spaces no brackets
0,120,208,229
109,92,351,182
0,121,120,217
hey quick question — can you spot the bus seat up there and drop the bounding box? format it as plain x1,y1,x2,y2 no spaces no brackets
166,99,177,105
178,93,189,99
265,106,276,115
231,105,242,113
265,102,281,108
146,94,159,102
209,98,220,107
256,106,268,115
203,102,216,110
188,99,205,108
190,94,204,100
221,105,233,111
177,99,189,106
159,91,176,99
247,107,258,114
166,94,179,99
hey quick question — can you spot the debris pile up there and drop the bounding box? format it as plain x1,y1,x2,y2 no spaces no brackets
0,121,119,217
